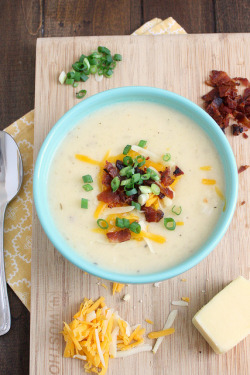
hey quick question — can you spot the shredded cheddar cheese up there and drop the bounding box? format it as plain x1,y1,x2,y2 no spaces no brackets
112,283,125,295
101,283,108,290
94,202,107,219
75,154,101,166
181,297,190,302
62,297,145,374
170,175,182,190
202,178,216,185
200,166,212,171
176,221,184,226
145,319,154,325
148,328,175,339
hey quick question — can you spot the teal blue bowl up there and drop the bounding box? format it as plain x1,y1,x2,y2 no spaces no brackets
33,87,238,283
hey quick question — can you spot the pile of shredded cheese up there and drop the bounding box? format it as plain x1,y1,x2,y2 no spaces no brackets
62,297,149,374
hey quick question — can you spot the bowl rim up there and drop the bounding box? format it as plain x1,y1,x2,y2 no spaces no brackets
33,86,238,283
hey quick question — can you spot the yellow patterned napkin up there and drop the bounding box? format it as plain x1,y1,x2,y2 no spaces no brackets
4,18,186,311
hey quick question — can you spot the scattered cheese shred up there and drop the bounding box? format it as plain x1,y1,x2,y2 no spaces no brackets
94,202,107,219
145,319,154,325
62,297,145,374
131,145,159,161
180,278,187,282
176,221,184,226
202,178,216,185
169,175,182,190
140,231,166,244
101,283,108,290
200,166,212,171
112,282,125,295
172,300,188,306
181,297,190,302
148,328,175,339
152,310,178,354
75,154,101,166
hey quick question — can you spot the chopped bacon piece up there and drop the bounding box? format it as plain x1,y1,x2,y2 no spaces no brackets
161,167,174,187
232,124,243,136
97,189,121,205
142,206,164,223
202,88,219,102
116,160,125,170
208,70,238,87
106,229,131,243
173,166,184,177
104,161,119,178
240,201,246,206
102,172,112,187
238,165,250,174
243,133,249,139
158,192,165,199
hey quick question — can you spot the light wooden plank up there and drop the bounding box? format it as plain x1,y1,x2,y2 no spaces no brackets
31,34,250,375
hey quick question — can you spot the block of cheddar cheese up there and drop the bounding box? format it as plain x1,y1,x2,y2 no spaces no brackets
192,276,250,354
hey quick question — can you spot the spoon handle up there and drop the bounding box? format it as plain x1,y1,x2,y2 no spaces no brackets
0,203,11,335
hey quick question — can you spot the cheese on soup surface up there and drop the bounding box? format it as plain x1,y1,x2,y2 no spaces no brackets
48,101,225,274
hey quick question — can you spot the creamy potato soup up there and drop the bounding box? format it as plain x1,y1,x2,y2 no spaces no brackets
48,102,225,274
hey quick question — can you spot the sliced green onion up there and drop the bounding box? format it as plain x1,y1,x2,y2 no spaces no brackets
73,72,81,81
137,178,143,185
82,184,93,192
115,217,130,229
123,156,133,166
83,57,90,70
139,186,152,194
126,188,137,196
104,68,113,78
73,82,79,88
80,73,89,82
81,198,88,209
147,168,160,181
126,167,135,177
163,153,171,162
97,219,109,229
65,78,74,85
124,181,134,190
172,205,182,215
129,221,141,234
138,140,147,148
151,183,160,195
141,173,150,180
90,65,97,74
59,71,67,84
82,174,93,183
111,176,120,192
134,155,145,167
123,145,131,155
79,54,87,63
120,166,132,176
132,173,141,183
76,90,87,99
121,178,132,186
114,54,122,61
131,201,141,210
98,46,111,55
72,62,84,71
164,218,176,231
105,55,113,64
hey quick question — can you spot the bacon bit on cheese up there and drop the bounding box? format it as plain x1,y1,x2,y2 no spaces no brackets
148,328,175,339
145,319,154,325
62,297,146,374
112,282,125,295
202,178,216,185
94,202,107,219
200,166,212,171
176,221,184,226
75,154,102,166
181,297,190,303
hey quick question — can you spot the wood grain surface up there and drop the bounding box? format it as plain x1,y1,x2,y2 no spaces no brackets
31,34,250,375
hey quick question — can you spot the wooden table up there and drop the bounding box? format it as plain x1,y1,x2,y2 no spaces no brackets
0,1,249,374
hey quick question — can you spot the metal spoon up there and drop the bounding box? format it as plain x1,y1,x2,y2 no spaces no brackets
0,131,23,335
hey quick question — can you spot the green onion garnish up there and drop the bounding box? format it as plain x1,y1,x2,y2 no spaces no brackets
132,173,141,183
121,178,132,186
134,155,145,167
141,173,150,180
111,176,120,192
172,205,182,215
126,188,137,196
151,183,160,195
138,140,147,148
65,78,74,85
131,201,141,211
147,168,160,181
98,46,111,55
163,153,171,162
164,218,176,231
73,82,79,88
82,184,93,192
82,175,93,183
120,166,133,176
123,145,131,155
80,73,89,82
123,156,133,166
76,90,87,99
90,65,97,74
97,219,109,229
139,186,152,194
81,198,88,209
114,54,122,61
129,221,141,234
115,217,130,229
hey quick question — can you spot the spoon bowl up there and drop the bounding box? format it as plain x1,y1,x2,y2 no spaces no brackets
0,131,23,335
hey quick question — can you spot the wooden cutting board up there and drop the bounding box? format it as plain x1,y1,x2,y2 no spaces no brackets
31,34,250,375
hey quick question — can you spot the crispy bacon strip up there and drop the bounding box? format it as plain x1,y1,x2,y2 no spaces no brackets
104,161,119,178
142,206,164,223
106,229,131,243
160,167,174,187
97,189,121,205
173,166,184,177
